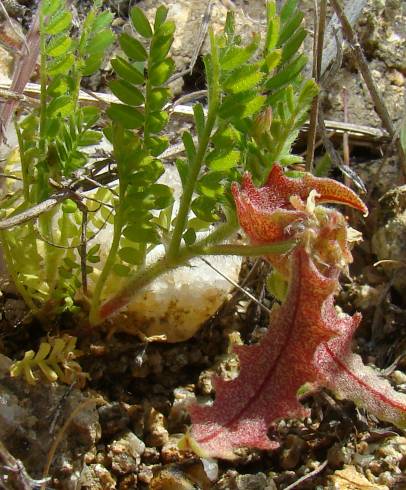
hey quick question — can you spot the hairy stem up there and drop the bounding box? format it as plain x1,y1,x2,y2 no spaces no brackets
89,206,122,324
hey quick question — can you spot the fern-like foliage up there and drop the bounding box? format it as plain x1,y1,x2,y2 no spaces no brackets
176,0,318,239
89,6,175,310
88,0,319,322
0,0,114,313
9,335,87,386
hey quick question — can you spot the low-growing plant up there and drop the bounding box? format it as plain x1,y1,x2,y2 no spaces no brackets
182,166,406,459
10,335,86,386
0,0,316,322
2,0,406,460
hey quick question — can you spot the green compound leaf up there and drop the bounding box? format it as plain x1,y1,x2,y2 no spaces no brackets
154,5,168,30
193,104,205,140
278,10,304,46
149,88,171,111
118,246,145,265
280,0,299,24
78,130,102,146
47,53,75,75
42,0,63,16
123,223,160,243
109,80,144,106
183,228,196,246
127,183,174,210
220,92,265,120
82,54,104,76
146,135,169,156
111,57,145,85
146,110,169,133
265,2,280,53
264,54,307,90
150,34,173,63
107,104,144,129
197,171,226,199
182,131,196,162
131,6,153,38
93,10,114,32
220,39,259,72
47,95,73,117
113,264,131,277
191,195,219,222
281,27,306,63
206,149,240,172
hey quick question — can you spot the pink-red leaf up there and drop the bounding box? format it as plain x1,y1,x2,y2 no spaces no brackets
188,247,341,459
231,164,368,246
316,323,406,429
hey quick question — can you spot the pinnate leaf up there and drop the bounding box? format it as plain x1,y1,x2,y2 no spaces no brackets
149,59,175,86
87,30,115,55
109,80,144,106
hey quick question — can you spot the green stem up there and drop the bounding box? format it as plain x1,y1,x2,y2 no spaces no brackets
38,6,47,161
90,219,238,325
89,207,122,324
166,29,220,260
46,210,70,296
196,240,296,257
15,123,30,203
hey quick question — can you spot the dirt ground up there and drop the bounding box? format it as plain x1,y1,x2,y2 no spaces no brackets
0,1,406,489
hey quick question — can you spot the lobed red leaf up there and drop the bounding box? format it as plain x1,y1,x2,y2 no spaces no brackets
188,247,340,458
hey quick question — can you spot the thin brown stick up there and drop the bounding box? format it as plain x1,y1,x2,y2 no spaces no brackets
342,87,350,168
329,0,394,137
200,256,272,315
284,460,328,490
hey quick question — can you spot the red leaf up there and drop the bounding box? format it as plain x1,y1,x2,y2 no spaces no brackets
316,322,406,429
188,247,341,459
231,164,368,246
187,248,406,459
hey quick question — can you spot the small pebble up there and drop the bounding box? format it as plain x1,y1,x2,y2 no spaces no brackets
107,431,145,476
327,443,352,469
279,434,306,470
99,403,130,438
145,407,169,447
137,464,154,485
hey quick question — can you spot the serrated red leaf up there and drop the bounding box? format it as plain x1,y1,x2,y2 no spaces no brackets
184,166,406,460
316,321,406,429
187,248,406,459
188,247,341,458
